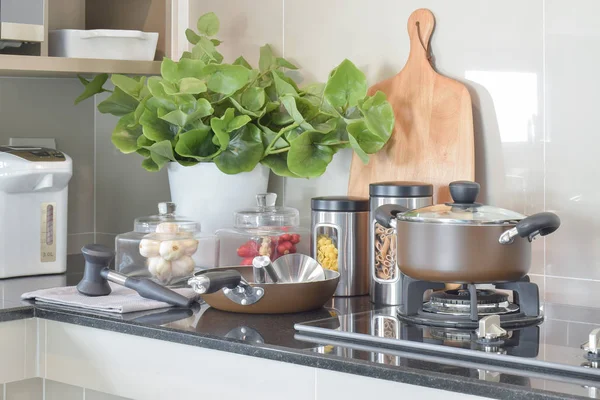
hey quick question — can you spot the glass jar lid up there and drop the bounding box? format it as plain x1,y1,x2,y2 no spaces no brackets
234,193,299,229
398,181,526,225
134,202,200,233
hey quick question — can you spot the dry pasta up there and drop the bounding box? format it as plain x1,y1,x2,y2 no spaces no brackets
374,223,397,280
317,234,338,271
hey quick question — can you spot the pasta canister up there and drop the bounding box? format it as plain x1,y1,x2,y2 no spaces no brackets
369,182,433,305
311,196,369,296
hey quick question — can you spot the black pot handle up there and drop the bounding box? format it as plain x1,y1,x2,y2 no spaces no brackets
187,270,242,294
374,204,409,228
499,212,561,244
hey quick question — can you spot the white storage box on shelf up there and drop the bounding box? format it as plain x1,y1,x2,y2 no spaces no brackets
48,29,159,61
0,146,72,278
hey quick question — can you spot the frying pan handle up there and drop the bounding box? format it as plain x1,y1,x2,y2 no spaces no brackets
374,204,408,228
187,270,242,294
499,212,561,244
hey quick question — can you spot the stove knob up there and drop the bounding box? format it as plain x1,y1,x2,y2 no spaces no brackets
581,328,600,358
476,315,507,340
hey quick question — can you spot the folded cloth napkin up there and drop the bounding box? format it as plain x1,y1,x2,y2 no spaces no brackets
21,282,200,314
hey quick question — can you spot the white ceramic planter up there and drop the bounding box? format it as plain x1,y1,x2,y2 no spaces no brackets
167,162,270,234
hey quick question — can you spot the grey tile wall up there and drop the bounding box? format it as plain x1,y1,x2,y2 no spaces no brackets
5,378,42,400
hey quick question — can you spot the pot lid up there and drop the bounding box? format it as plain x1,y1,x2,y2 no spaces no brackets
398,181,526,225
134,202,200,233
234,193,299,228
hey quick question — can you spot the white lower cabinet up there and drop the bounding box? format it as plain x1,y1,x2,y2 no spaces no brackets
0,319,493,400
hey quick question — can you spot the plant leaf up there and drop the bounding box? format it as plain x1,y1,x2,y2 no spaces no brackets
174,126,214,160
179,77,207,94
276,57,298,70
185,28,201,44
259,44,276,72
97,87,139,116
181,51,193,59
203,64,251,95
144,140,175,170
111,74,145,99
74,73,108,104
233,56,252,69
111,113,143,153
358,90,395,139
259,124,289,150
281,95,313,130
136,135,153,157
241,87,266,111
347,119,386,162
261,154,299,177
211,39,222,46
214,124,264,174
272,71,298,97
182,98,213,126
197,12,220,36
288,130,335,178
140,109,175,142
324,59,367,109
210,108,252,150
142,157,159,172
192,37,223,63
160,109,188,127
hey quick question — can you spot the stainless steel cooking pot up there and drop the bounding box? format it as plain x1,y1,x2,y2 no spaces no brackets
374,181,561,283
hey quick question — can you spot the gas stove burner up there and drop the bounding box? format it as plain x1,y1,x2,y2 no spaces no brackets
423,289,520,316
397,274,544,330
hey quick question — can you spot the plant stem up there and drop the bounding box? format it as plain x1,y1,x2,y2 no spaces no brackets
264,122,299,155
267,147,290,155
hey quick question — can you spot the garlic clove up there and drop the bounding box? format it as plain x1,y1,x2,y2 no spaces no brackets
159,240,185,261
139,239,161,257
171,256,195,277
156,222,179,234
181,239,199,256
148,257,172,283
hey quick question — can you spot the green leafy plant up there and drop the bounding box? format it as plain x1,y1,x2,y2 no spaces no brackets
76,12,395,177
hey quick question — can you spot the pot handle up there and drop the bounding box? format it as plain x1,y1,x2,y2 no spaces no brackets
499,212,561,244
187,270,242,294
374,204,409,228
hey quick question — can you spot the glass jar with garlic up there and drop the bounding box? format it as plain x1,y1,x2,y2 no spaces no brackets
115,202,209,286
215,193,310,267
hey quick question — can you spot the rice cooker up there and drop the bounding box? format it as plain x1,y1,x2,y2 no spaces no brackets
0,146,72,278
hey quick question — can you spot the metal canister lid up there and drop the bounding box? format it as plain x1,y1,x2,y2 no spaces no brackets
369,181,433,198
311,196,369,212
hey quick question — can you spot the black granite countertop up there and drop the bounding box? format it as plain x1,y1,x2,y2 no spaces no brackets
0,255,595,400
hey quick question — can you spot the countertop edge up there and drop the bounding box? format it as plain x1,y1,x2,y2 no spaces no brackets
31,306,584,400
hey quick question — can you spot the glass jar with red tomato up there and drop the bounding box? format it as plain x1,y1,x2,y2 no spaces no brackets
215,193,309,267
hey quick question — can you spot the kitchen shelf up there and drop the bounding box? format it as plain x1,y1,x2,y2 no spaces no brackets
0,54,161,78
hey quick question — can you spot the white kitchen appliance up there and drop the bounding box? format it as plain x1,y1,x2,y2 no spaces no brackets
0,146,72,278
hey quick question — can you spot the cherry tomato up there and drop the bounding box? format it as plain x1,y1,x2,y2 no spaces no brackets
279,233,292,243
290,234,301,244
240,257,254,266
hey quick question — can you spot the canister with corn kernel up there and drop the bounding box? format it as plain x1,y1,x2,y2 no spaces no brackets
311,196,369,296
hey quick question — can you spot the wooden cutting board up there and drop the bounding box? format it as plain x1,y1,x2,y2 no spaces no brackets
348,9,474,203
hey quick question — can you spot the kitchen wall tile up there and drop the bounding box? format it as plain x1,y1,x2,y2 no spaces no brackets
85,389,130,400
37,320,46,379
0,383,3,400
5,378,42,400
544,303,600,323
94,94,171,237
315,369,489,399
188,0,283,67
545,0,600,281
545,276,600,308
0,320,26,384
67,233,94,255
0,78,95,250
283,0,545,237
45,380,83,400
94,233,116,252
46,320,315,400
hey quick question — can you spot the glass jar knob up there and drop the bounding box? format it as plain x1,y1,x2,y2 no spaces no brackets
256,193,277,208
158,202,176,215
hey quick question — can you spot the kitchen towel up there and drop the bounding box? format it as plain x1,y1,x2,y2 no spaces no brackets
21,283,201,314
